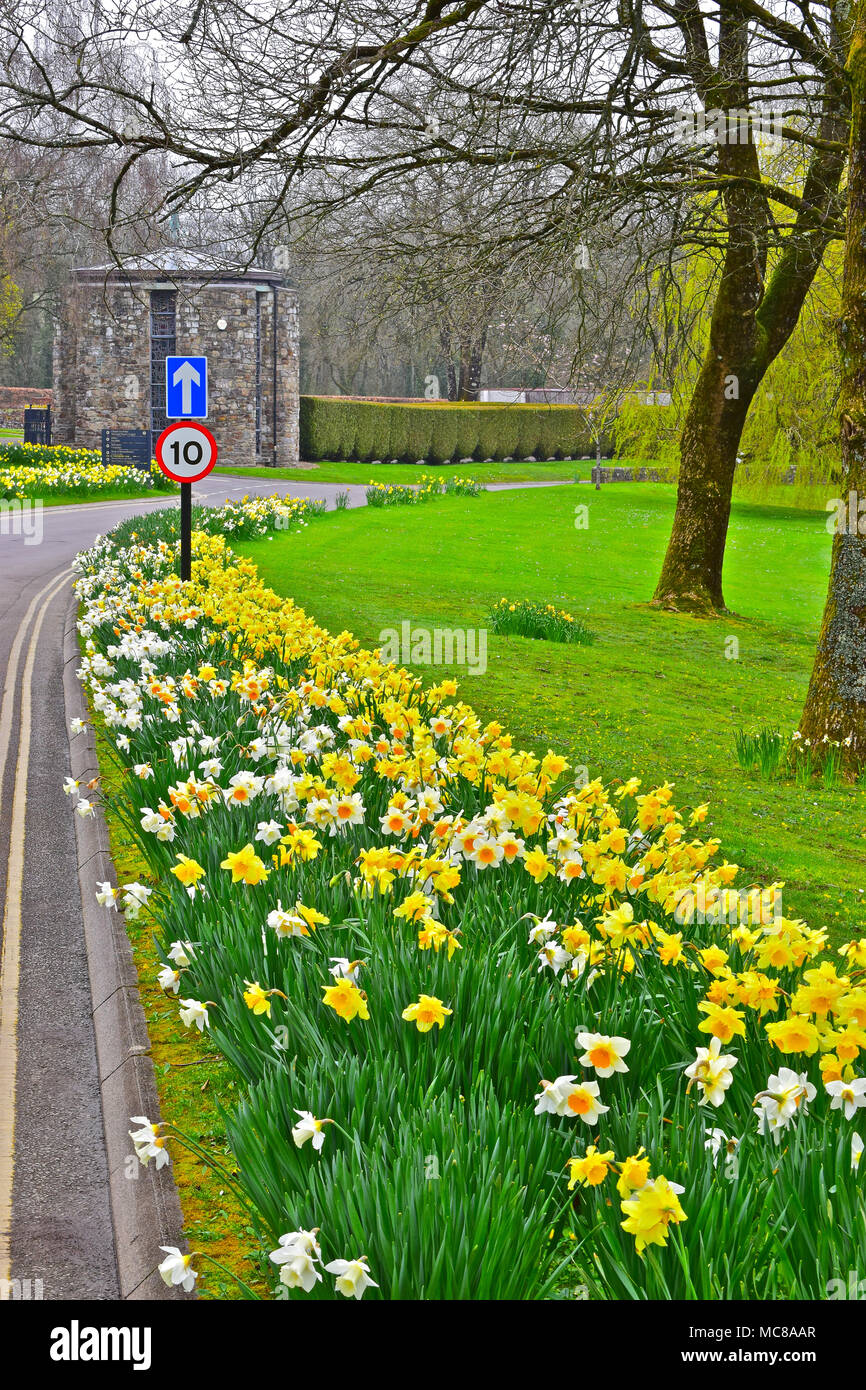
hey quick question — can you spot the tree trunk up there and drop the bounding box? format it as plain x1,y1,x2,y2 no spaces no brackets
800,9,866,762
651,10,848,613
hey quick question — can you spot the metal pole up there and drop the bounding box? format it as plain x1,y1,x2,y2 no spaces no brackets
180,481,191,581
272,283,278,466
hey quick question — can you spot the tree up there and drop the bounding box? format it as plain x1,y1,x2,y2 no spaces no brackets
0,0,849,610
799,0,866,763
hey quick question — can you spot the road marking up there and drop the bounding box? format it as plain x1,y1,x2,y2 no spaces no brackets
0,568,73,1289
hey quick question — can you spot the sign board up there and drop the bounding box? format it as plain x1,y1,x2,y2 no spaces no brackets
154,422,218,583
165,354,208,419
154,422,217,483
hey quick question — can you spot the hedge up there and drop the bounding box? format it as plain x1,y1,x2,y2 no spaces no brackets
299,396,606,463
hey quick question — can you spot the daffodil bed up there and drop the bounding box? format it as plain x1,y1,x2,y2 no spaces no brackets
70,517,866,1301
0,442,176,499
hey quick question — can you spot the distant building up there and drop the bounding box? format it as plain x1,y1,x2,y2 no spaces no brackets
53,252,299,465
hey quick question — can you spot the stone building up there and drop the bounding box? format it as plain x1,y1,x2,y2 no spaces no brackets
53,252,299,466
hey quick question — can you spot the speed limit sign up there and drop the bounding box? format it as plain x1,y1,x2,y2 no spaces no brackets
155,421,218,581
155,422,218,482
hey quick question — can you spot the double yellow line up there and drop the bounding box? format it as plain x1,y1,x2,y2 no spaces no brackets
0,567,73,1288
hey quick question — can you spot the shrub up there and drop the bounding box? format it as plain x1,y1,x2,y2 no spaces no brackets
300,396,597,464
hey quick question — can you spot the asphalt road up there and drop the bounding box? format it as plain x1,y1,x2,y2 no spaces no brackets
0,467,574,1301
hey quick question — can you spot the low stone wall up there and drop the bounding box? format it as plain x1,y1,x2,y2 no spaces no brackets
0,386,53,428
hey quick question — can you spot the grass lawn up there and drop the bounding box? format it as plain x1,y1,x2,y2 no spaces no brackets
235,480,864,944
216,458,593,485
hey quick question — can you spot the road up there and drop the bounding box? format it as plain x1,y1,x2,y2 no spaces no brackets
0,468,573,1300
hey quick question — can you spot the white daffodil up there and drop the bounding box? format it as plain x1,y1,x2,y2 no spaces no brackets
69,718,86,735
266,900,307,939
157,966,181,995
269,1229,322,1266
704,1128,739,1165
324,1256,379,1300
179,998,209,1032
537,942,573,976
198,758,223,780
168,940,195,968
76,798,96,818
684,1036,737,1107
577,1031,632,1078
62,777,80,796
255,819,283,846
852,1132,864,1170
278,1253,323,1293
158,1246,197,1293
755,1068,817,1125
534,1075,609,1124
121,882,152,919
826,1077,866,1120
133,763,154,779
95,881,118,909
129,1117,170,1169
329,957,362,983
291,1110,333,1152
526,915,558,946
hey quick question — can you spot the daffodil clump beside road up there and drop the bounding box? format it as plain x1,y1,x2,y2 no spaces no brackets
69,517,866,1300
0,441,176,503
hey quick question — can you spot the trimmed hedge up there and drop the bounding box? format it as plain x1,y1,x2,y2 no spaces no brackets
299,396,605,463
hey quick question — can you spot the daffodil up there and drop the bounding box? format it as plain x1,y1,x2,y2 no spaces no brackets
158,1246,197,1292
291,1110,333,1152
322,978,369,1022
219,843,270,885
324,1256,378,1300
402,994,452,1032
567,1146,615,1188
170,854,205,887
684,1036,737,1107
825,1076,866,1120
576,1031,631,1077
535,1075,609,1124
621,1176,687,1254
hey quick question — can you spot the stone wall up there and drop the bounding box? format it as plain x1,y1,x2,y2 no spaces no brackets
0,385,54,428
53,270,299,466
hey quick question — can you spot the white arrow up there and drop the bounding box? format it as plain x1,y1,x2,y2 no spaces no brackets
172,360,201,414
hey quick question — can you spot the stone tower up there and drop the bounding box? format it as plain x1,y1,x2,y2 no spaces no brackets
53,252,299,466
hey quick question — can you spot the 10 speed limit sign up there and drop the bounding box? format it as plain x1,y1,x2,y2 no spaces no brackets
155,421,218,482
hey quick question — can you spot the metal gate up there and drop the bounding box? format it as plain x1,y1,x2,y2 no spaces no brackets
23,405,51,445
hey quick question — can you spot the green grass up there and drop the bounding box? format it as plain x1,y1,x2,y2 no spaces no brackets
0,427,23,441
235,481,864,944
216,458,591,486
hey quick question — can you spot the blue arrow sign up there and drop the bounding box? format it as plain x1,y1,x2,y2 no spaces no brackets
166,355,208,419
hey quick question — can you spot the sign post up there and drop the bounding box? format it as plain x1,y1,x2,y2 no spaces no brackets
155,422,218,581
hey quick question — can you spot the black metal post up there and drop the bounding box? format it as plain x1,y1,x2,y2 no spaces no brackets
180,482,192,581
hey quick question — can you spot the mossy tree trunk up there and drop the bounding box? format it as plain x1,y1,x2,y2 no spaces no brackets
651,9,848,614
800,7,866,761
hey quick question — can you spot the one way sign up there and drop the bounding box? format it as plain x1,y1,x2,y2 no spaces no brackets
166,355,208,419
